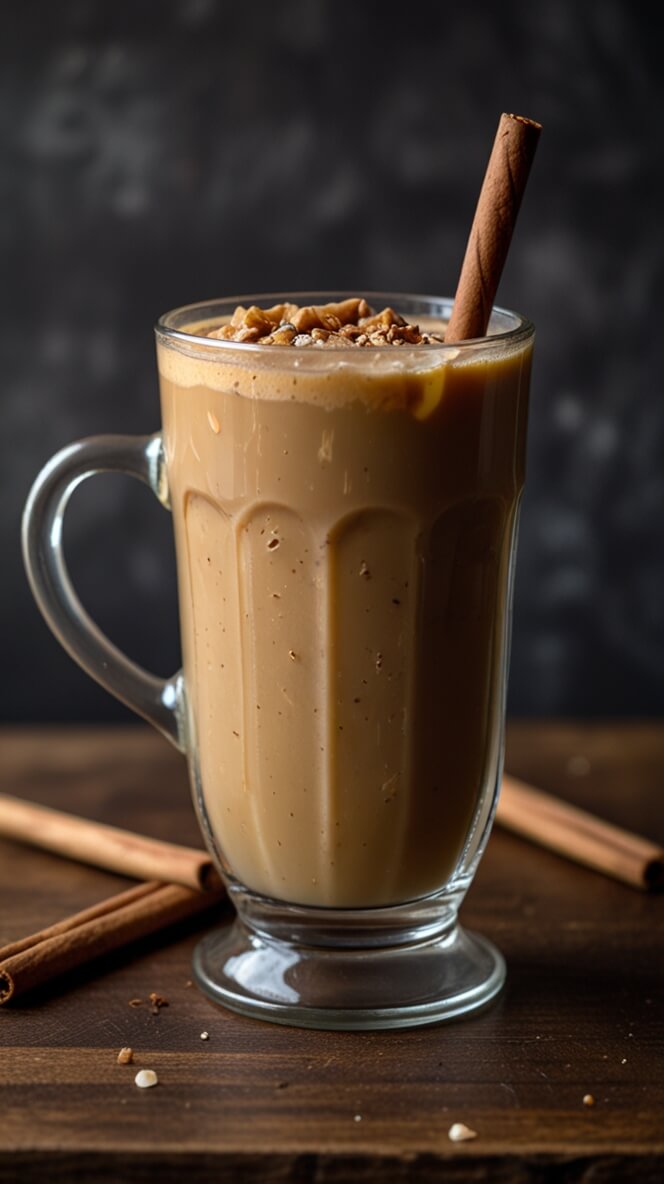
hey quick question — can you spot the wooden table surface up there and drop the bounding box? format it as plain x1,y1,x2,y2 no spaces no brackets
0,723,662,1183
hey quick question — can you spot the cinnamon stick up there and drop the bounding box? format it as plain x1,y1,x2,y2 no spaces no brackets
497,775,664,891
0,793,221,891
445,112,541,343
0,879,225,1004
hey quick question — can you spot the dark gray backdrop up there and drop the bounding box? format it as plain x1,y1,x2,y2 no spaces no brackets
2,0,663,722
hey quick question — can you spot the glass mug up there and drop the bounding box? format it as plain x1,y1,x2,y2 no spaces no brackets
22,293,533,1030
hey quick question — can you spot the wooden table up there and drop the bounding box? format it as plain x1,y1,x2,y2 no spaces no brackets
0,723,662,1182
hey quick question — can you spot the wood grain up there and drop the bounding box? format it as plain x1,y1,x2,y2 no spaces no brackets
0,723,663,1182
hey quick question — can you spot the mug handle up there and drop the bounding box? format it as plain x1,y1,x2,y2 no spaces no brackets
21,433,186,752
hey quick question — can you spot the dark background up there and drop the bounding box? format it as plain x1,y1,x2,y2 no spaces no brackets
2,0,662,722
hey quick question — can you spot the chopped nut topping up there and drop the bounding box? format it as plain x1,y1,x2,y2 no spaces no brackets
583,1093,595,1106
207,298,445,348
117,1047,134,1065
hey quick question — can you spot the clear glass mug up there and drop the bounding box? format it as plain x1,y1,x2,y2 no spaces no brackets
22,293,533,1029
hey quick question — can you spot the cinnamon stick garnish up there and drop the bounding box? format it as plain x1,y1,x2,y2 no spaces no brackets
497,775,664,892
445,112,541,343
0,879,225,1004
0,793,221,891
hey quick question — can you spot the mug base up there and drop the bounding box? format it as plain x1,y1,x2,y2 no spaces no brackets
192,917,505,1030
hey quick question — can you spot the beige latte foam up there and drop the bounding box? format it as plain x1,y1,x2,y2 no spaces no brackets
157,300,531,907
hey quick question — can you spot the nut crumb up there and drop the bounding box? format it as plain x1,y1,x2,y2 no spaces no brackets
583,1094,595,1106
149,992,169,1015
353,1114,362,1122
128,998,143,1007
288,650,297,661
185,980,193,988
117,1047,134,1065
448,1122,478,1142
135,1069,158,1089
200,1031,209,1041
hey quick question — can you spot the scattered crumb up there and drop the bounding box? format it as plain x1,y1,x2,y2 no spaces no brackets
128,998,143,1007
149,992,169,1015
583,1094,595,1107
448,1123,478,1143
288,650,297,661
353,1114,362,1123
135,1069,158,1089
185,980,193,988
621,1058,627,1065
200,1031,209,1041
117,1047,134,1066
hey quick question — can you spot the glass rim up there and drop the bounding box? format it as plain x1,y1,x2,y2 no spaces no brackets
154,291,534,355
